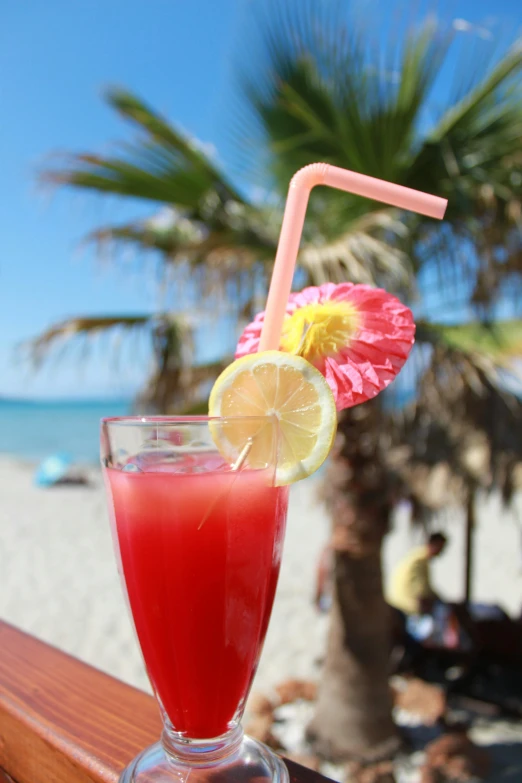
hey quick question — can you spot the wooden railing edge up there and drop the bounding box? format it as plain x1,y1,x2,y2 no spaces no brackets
0,621,332,783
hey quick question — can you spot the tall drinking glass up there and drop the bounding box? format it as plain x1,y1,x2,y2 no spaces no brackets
101,416,289,783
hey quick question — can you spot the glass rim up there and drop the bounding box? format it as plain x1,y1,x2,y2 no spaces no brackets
101,415,278,427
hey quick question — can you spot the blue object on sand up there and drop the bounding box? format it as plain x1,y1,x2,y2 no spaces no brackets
34,453,73,487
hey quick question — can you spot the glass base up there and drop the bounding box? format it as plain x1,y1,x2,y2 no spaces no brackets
119,731,289,783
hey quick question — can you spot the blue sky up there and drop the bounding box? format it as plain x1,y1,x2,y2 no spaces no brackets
2,0,521,399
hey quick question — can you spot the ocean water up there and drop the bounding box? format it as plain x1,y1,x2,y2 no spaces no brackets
0,399,131,464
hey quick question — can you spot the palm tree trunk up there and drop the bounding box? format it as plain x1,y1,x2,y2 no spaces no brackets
308,548,399,762
308,400,401,762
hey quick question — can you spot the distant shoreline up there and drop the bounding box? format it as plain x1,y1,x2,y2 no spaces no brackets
0,396,133,406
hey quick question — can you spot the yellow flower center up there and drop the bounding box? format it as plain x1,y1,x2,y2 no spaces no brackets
280,301,360,364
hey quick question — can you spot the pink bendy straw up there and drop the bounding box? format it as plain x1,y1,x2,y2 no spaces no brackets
258,162,447,351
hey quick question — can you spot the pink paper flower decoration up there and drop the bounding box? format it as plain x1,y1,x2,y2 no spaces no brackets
236,283,415,411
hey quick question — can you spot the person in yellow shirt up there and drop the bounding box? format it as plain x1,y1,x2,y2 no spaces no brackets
388,532,447,616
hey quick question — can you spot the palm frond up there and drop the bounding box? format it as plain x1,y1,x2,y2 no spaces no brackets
299,210,412,290
419,319,522,360
87,206,278,268
428,41,522,145
409,36,522,218
26,313,229,414
41,88,244,210
106,89,240,196
27,315,156,368
40,86,285,289
234,8,448,191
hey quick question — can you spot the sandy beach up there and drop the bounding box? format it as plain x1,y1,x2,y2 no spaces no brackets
3,456,522,781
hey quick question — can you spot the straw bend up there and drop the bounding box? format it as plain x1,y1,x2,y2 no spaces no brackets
289,162,330,191
258,162,447,352
290,162,447,220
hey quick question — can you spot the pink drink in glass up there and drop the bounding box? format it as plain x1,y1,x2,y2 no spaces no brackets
106,461,289,739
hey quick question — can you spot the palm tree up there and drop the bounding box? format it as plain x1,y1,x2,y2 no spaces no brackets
234,7,522,762
32,2,522,764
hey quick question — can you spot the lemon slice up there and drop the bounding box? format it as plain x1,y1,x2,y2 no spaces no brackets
208,350,337,485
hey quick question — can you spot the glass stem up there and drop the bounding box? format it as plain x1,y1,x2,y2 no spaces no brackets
162,723,244,767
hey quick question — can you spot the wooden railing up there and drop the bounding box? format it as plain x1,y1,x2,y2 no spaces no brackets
0,621,331,783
